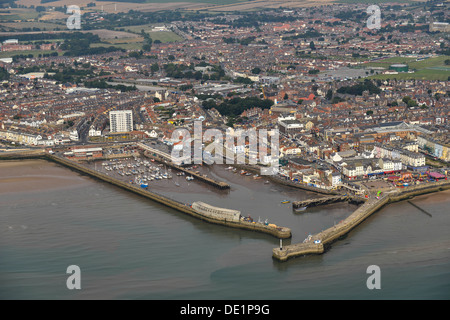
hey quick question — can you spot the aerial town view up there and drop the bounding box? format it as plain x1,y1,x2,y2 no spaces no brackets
0,0,449,304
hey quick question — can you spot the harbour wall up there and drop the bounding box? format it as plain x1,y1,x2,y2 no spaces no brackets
0,149,46,160
273,180,450,262
40,153,290,239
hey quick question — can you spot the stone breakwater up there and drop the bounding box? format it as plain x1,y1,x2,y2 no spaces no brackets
273,180,450,262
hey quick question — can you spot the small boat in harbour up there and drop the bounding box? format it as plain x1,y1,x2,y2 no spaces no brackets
281,200,290,204
295,206,307,212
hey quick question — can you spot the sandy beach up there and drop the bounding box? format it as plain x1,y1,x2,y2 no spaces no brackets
0,160,90,194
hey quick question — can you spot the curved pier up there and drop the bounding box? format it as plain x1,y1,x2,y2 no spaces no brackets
273,180,450,261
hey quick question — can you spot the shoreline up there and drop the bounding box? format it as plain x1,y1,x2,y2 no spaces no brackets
1,150,449,260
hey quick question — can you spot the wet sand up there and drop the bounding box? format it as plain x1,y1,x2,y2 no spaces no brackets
0,160,90,194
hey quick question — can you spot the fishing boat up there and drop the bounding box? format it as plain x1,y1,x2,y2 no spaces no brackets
281,200,290,204
295,206,307,212
186,176,194,181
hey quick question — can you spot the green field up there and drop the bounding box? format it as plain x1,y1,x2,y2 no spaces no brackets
366,55,450,81
118,24,183,43
0,50,60,59
91,39,144,51
362,57,417,69
0,21,66,31
0,9,40,21
147,31,183,43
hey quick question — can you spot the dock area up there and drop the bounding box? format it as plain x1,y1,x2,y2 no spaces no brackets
292,195,358,209
273,180,450,262
45,153,289,239
137,143,230,190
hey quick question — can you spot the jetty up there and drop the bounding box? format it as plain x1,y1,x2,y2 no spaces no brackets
273,180,450,262
292,195,361,209
137,142,230,190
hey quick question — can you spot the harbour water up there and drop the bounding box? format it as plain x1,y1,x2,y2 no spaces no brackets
1,160,449,299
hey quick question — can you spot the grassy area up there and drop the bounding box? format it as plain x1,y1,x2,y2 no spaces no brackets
0,21,66,31
0,8,40,21
408,55,450,70
362,57,417,69
148,31,183,43
91,39,144,51
364,55,450,81
368,69,449,81
0,50,60,59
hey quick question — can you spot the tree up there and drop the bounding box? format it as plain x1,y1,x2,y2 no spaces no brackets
251,67,261,74
151,63,159,74
309,41,316,50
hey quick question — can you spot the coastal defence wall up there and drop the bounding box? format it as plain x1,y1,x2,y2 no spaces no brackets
43,154,290,239
0,149,46,160
273,180,450,262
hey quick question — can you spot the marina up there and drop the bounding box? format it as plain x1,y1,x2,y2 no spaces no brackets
46,153,292,239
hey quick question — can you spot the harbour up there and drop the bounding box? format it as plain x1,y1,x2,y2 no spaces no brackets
46,153,291,239
1,158,449,299
273,180,450,261
1,149,449,257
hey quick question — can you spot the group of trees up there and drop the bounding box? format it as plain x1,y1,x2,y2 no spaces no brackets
223,36,256,46
201,96,273,118
282,30,322,41
163,63,226,81
84,79,137,92
44,66,95,84
59,33,124,56
0,66,9,81
336,80,381,96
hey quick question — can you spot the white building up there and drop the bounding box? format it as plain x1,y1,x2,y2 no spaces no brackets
110,110,133,133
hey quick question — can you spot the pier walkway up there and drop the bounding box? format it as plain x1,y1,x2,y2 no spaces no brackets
292,195,350,209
